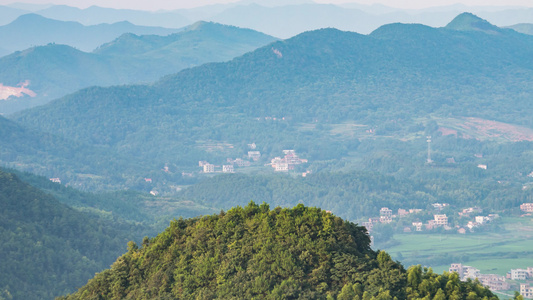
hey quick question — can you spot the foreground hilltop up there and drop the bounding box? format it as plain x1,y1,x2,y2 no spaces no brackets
60,202,496,299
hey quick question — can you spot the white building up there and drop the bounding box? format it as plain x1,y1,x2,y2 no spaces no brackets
203,164,215,173
222,165,234,173
449,263,480,281
521,284,533,299
521,203,533,213
380,207,393,223
434,214,448,226
511,269,530,280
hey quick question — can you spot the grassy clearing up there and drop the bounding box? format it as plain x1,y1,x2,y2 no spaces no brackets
383,216,533,276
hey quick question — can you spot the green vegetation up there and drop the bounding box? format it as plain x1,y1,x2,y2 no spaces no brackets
0,169,149,300
8,14,533,193
0,20,276,113
60,202,497,300
385,217,533,275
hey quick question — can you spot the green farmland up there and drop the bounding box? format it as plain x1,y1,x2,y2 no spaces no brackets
383,216,533,276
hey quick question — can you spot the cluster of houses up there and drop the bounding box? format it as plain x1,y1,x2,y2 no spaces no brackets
266,150,308,172
449,263,533,297
362,205,498,234
521,203,533,213
198,145,309,174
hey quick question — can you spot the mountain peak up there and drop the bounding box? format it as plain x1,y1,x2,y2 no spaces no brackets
445,12,500,33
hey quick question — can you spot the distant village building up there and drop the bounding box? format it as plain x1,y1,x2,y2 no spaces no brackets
459,207,483,216
222,165,234,173
467,221,477,230
521,203,533,213
478,274,511,291
236,158,251,167
203,164,215,173
49,178,61,184
458,228,466,234
150,190,159,196
248,143,257,149
248,151,261,161
449,264,480,280
409,209,423,214
446,157,456,164
511,269,530,280
426,220,436,230
398,209,409,217
362,222,373,232
269,150,307,172
412,222,423,231
199,161,209,167
521,284,533,299
380,207,393,223
477,164,488,170
434,214,448,226
432,203,449,210
369,218,380,224
144,178,152,183
475,216,487,224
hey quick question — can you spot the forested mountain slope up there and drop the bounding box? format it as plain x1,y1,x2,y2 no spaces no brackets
60,203,497,299
0,21,276,113
0,169,142,300
10,14,533,191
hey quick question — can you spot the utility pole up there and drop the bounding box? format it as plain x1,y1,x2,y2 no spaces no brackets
427,136,433,164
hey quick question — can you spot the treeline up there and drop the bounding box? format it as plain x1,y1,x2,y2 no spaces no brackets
176,170,533,222
0,169,152,300
59,202,497,300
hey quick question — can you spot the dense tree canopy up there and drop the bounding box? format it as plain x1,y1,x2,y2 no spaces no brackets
60,202,497,299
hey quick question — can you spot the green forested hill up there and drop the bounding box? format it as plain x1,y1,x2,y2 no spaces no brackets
0,21,276,113
0,169,144,300
9,13,533,192
59,202,497,299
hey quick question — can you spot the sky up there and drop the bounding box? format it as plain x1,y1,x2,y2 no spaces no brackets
2,0,533,10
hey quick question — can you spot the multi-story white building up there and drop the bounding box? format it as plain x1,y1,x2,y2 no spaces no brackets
449,264,479,281
434,214,448,226
521,203,533,213
203,164,215,173
222,165,234,173
511,269,530,280
521,284,533,299
380,207,393,223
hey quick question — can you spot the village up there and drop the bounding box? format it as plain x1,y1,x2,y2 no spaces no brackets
449,263,533,298
197,143,309,175
362,203,504,235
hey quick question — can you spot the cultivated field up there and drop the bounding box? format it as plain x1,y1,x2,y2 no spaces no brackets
384,216,533,276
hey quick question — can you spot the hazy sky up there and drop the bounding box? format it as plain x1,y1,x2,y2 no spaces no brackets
2,0,533,10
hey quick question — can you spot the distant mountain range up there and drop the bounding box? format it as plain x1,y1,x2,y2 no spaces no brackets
2,3,533,39
7,13,533,190
507,23,533,35
0,13,182,53
0,21,277,113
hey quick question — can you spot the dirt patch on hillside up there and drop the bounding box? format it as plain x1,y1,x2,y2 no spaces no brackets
458,117,533,142
0,80,36,100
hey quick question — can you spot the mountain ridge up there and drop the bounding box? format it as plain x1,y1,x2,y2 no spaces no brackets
0,13,182,53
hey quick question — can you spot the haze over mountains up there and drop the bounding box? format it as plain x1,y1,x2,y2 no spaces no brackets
0,20,276,113
1,2,533,38
0,13,182,53
6,13,533,192
2,4,533,298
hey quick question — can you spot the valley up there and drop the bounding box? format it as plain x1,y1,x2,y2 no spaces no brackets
1,3,533,299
